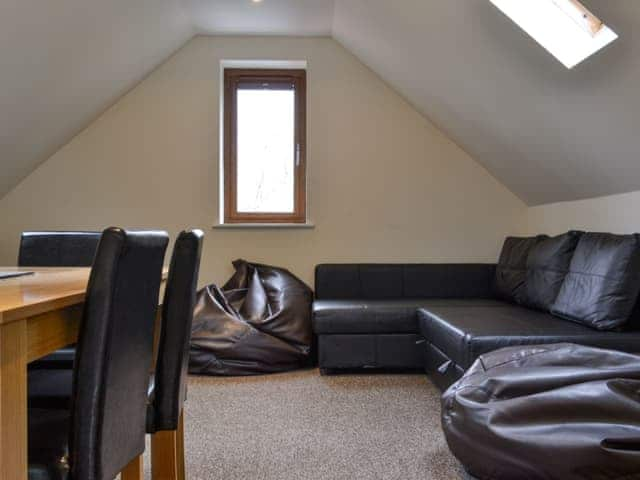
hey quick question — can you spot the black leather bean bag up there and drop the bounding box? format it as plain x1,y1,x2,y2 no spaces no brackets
442,343,640,480
189,259,313,375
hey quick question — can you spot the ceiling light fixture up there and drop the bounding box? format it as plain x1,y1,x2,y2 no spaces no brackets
490,0,618,69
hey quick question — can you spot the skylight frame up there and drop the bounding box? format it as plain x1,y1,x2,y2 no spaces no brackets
490,0,618,69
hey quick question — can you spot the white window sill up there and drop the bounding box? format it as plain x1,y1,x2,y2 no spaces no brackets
212,222,315,229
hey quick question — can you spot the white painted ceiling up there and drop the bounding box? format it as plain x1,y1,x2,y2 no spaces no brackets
2,0,638,205
187,0,335,36
332,0,640,205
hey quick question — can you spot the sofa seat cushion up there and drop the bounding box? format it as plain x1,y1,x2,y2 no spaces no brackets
312,299,506,334
418,305,640,369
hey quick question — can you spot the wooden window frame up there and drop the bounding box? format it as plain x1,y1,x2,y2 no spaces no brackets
223,68,307,224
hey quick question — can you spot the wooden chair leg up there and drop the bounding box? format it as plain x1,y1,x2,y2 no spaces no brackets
151,429,179,480
121,454,144,480
176,410,186,480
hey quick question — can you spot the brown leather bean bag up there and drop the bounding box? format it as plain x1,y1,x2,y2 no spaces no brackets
188,259,313,375
442,343,640,480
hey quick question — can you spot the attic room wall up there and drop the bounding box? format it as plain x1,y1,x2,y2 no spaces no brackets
521,190,640,236
0,36,525,286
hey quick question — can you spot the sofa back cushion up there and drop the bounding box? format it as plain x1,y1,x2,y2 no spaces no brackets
314,264,362,299
524,231,582,311
314,264,402,299
315,264,496,300
551,232,640,330
494,236,547,303
402,264,496,299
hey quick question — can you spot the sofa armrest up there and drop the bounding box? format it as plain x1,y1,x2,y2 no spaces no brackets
315,263,496,300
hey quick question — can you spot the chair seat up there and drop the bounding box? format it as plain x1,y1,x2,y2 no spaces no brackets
30,348,76,370
28,408,70,480
29,369,158,432
28,370,73,410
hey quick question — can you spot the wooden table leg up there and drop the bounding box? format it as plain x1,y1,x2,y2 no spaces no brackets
177,410,186,480
121,454,144,480
151,427,179,480
0,320,28,480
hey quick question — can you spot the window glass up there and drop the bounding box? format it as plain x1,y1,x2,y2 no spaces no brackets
236,88,295,213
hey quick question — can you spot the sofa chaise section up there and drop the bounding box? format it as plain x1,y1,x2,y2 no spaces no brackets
419,304,640,389
312,264,498,372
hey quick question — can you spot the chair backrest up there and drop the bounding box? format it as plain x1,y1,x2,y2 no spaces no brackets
152,229,203,431
18,231,101,267
69,227,168,480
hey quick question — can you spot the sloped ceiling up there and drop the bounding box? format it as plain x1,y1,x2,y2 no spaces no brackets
187,0,335,36
331,0,640,205
0,0,194,198
2,0,639,205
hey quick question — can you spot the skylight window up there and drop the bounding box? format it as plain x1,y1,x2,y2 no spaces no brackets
490,0,618,69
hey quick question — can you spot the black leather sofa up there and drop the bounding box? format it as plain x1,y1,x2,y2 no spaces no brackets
419,303,640,389
313,263,501,373
313,232,640,388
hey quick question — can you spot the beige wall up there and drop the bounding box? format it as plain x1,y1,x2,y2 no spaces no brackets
521,190,640,236
0,36,525,286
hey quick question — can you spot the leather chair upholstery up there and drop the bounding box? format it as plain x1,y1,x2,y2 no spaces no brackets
18,231,101,267
148,229,203,433
20,231,101,370
29,231,204,435
28,227,168,480
28,369,73,410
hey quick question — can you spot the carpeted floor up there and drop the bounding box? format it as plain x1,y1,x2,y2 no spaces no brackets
167,369,464,480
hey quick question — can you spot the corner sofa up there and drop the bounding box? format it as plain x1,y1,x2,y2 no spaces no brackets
312,232,640,389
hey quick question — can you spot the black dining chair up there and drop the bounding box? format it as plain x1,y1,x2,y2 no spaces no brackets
18,231,101,267
28,227,168,480
148,229,203,480
28,229,204,480
20,231,102,370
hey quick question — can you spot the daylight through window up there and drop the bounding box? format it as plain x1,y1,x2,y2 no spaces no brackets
223,68,306,223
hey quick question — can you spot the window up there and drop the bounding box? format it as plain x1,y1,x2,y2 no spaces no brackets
491,0,618,69
223,68,307,224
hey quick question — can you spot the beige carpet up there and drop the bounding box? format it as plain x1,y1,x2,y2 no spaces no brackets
168,369,464,480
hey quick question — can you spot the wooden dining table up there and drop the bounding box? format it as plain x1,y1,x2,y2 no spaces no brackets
0,267,166,480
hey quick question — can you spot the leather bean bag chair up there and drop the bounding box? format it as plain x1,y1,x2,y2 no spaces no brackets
189,259,313,375
442,343,640,480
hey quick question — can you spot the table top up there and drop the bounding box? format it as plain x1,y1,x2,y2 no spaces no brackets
0,267,90,325
0,267,168,325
